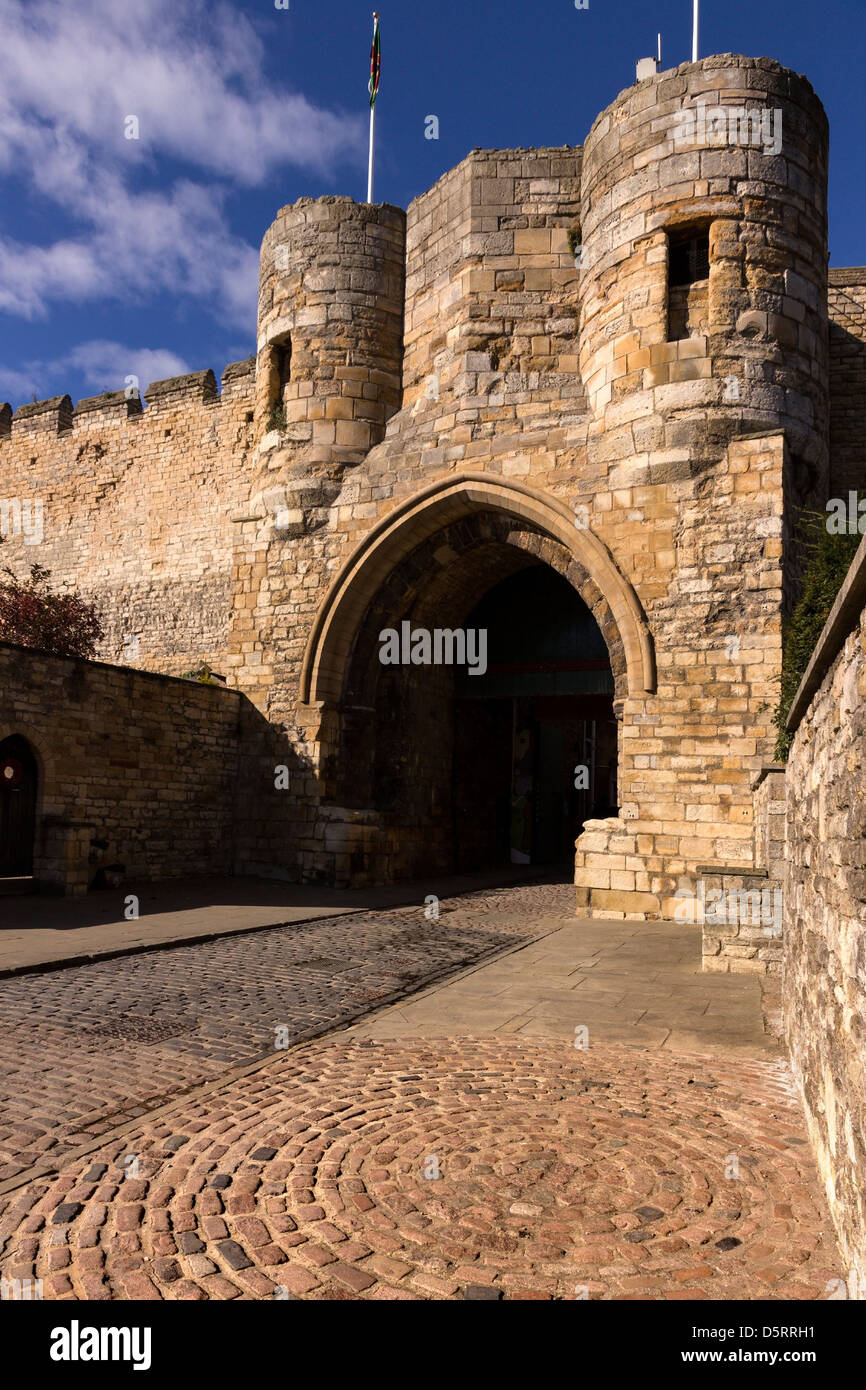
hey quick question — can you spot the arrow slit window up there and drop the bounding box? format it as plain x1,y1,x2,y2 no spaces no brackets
667,225,710,342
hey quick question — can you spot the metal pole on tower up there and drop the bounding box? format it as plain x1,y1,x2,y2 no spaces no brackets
367,12,381,204
692,0,700,62
368,104,376,203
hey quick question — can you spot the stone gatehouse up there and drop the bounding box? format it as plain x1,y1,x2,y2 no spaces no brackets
2,54,865,926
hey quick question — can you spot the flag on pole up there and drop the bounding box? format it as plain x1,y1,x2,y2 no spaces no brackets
369,12,381,108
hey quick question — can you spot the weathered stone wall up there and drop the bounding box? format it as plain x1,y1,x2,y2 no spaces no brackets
695,765,786,975
785,539,866,1289
401,147,583,411
753,764,787,880
0,364,255,676
828,270,866,499
0,641,244,893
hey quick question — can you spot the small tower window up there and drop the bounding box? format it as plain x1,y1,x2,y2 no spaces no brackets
261,334,292,432
667,225,710,341
275,338,292,396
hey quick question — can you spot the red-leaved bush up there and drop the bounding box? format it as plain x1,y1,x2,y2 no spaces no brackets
0,564,104,659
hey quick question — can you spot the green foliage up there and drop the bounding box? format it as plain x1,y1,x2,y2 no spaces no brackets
773,512,860,759
267,401,286,432
178,663,224,685
567,227,582,258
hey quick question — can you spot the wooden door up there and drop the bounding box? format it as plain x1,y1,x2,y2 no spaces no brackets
0,735,38,876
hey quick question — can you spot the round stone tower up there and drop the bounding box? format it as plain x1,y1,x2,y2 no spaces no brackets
578,55,830,481
254,196,405,488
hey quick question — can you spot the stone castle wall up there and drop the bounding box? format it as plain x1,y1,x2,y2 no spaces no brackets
828,270,866,500
784,536,866,1290
0,640,244,893
0,363,255,677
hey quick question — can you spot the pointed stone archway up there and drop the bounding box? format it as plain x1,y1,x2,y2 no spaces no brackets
298,472,656,885
300,472,656,709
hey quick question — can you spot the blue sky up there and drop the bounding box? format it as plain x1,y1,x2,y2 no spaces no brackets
0,0,864,411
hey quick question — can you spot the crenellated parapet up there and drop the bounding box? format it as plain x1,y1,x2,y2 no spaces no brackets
144,368,218,413
70,390,142,429
10,395,73,437
0,361,255,447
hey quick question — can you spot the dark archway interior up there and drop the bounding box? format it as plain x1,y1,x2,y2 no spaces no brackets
452,567,617,873
0,734,38,877
331,518,619,882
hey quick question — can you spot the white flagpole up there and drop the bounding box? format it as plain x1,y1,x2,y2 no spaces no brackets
692,0,699,62
367,12,379,203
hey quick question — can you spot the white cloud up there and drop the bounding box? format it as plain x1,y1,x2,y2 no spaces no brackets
0,363,40,399
0,0,365,326
68,342,193,393
0,341,193,403
0,0,361,184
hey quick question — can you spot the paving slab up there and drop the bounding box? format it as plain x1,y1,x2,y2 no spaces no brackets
345,917,778,1057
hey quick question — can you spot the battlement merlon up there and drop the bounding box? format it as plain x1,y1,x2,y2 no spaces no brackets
144,368,218,413
0,360,255,442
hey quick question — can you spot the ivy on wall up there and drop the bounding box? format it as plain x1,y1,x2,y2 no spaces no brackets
773,513,860,760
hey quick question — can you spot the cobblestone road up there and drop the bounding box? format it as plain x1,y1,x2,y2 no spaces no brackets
0,1038,840,1301
0,883,568,1184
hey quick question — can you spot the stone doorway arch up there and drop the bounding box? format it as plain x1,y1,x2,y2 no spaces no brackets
300,472,655,707
300,473,655,885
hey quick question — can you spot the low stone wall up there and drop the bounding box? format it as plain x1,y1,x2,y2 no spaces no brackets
575,782,785,981
698,766,786,975
0,642,243,893
573,817,667,920
698,867,781,976
785,536,866,1291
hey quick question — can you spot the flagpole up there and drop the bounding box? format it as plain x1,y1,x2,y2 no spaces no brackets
367,12,379,204
367,102,376,203
692,0,699,62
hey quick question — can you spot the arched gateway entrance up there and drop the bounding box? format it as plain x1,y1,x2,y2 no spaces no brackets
302,475,654,884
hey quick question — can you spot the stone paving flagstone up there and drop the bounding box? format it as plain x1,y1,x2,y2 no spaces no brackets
345,917,779,1056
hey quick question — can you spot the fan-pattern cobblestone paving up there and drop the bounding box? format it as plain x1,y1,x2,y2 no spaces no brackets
0,1038,840,1301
